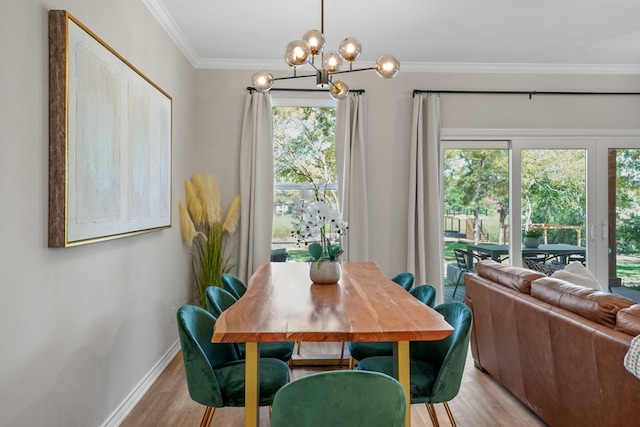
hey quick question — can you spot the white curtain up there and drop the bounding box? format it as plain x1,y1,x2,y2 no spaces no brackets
408,94,444,301
238,91,274,282
336,93,369,262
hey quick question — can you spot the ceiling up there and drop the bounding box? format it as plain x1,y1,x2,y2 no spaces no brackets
144,0,640,74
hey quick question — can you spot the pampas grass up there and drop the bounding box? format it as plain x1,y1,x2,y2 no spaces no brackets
223,196,241,234
179,174,241,307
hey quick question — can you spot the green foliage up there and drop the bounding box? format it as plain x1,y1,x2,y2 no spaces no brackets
444,149,509,243
521,150,586,230
194,223,225,307
308,241,344,262
523,228,542,238
308,242,323,260
273,106,337,187
614,149,640,255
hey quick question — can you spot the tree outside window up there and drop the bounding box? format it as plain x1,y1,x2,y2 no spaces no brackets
272,106,337,261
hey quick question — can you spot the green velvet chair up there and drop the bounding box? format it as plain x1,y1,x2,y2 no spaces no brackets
356,302,473,427
391,271,415,291
205,286,238,318
347,283,436,369
221,273,247,299
204,286,295,364
409,284,437,308
176,305,290,426
270,370,406,427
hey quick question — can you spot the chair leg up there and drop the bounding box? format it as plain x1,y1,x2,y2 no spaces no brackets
425,403,440,427
348,356,355,370
452,272,463,298
199,406,215,427
296,341,302,355
338,341,345,367
443,401,457,427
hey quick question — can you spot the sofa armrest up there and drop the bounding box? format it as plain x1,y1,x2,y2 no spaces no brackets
617,304,640,336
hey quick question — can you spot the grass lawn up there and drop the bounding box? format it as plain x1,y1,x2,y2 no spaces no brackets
616,257,640,289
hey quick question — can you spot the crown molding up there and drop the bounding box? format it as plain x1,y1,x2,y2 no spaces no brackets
142,0,200,65
192,58,640,75
399,62,640,75
441,128,640,139
144,0,640,76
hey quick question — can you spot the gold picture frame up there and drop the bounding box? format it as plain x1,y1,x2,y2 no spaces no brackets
48,10,172,247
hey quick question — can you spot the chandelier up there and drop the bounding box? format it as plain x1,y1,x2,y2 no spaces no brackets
251,0,400,100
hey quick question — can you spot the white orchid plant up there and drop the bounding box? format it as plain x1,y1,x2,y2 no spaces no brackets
291,183,348,262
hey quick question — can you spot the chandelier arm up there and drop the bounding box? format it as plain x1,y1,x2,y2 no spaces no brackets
273,73,317,81
329,67,375,75
307,61,322,73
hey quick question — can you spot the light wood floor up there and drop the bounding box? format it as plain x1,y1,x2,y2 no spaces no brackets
120,343,546,427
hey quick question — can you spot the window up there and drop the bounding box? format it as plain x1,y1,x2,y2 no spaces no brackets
271,100,337,261
442,135,640,291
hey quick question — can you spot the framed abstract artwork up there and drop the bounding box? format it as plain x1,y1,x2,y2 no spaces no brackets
48,10,172,247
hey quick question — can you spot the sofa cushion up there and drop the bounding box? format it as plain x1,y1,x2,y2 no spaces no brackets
531,277,635,328
550,261,603,290
616,304,640,336
475,260,545,294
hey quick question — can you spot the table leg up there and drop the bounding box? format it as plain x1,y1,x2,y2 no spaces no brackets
393,341,411,427
244,342,260,427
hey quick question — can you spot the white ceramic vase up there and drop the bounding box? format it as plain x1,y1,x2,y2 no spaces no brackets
309,261,341,285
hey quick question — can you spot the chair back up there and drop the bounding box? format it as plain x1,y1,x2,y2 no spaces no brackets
391,272,414,291
454,249,471,272
221,273,247,299
270,370,406,427
411,301,472,402
205,286,238,317
176,305,240,408
409,284,436,308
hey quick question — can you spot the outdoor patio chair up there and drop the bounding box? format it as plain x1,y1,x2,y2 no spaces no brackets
453,249,486,297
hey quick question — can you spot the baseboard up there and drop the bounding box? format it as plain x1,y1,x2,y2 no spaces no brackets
100,339,180,427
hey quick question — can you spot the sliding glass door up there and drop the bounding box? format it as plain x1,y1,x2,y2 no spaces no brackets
518,145,587,270
595,141,640,289
442,141,509,286
444,136,640,291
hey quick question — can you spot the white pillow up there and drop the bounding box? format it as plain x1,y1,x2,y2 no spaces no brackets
624,335,640,380
550,262,603,291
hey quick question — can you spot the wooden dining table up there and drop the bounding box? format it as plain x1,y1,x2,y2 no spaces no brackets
212,261,454,427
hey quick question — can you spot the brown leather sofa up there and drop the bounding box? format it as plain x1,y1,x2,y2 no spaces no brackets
464,260,640,427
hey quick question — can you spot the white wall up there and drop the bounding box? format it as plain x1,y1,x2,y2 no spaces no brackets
194,68,640,277
0,1,196,425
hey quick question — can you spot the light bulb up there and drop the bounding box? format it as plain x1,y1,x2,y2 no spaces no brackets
251,71,274,92
338,37,361,62
322,52,343,72
329,80,349,100
375,55,400,78
302,30,325,56
284,39,311,68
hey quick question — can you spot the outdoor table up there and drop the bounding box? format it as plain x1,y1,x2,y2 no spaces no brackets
466,243,586,264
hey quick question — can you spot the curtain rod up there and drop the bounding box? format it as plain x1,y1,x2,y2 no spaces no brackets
247,87,365,94
413,89,640,99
